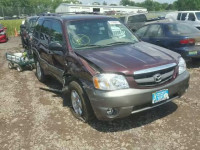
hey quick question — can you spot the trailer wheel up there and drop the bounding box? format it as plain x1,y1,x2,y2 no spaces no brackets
8,62,14,69
16,65,23,72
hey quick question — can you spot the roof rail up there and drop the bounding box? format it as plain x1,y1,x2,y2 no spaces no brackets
38,12,100,17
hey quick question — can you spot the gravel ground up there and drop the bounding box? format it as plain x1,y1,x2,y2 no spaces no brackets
0,37,200,150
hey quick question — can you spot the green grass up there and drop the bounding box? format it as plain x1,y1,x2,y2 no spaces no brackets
0,19,23,37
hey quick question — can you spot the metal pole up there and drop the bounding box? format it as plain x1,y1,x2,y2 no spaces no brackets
2,6,4,19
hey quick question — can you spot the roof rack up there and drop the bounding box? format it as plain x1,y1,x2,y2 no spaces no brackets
38,12,100,17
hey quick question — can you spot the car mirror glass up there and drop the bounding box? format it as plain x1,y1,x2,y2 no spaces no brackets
49,42,63,51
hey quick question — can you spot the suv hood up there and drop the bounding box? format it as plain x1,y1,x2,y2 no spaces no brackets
76,42,179,75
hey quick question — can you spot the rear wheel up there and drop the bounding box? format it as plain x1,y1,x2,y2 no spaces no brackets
69,81,94,122
36,60,45,82
8,62,14,69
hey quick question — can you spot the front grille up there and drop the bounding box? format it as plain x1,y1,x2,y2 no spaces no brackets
134,63,177,87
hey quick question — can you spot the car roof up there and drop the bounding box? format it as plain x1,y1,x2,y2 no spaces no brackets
39,14,113,21
177,11,200,13
26,16,39,20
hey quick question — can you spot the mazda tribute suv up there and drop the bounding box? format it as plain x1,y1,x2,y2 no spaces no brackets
32,15,190,122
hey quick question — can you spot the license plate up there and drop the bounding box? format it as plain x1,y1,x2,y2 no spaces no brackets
152,89,169,104
189,51,198,55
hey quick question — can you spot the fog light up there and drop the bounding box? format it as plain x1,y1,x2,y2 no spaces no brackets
107,108,115,115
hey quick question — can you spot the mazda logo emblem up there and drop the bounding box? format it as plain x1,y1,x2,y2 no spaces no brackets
154,74,162,83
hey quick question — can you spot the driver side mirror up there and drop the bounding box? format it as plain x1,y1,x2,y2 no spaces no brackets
49,42,64,51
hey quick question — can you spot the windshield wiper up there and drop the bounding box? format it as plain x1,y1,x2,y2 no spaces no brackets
75,44,106,49
105,41,136,46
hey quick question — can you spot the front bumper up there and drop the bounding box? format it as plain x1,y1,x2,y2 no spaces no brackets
85,71,190,121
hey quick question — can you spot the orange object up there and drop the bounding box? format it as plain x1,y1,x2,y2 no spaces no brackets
14,28,18,37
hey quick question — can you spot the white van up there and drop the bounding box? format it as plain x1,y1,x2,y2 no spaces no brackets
165,11,200,30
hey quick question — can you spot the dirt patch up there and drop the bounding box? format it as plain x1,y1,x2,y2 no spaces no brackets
0,37,200,150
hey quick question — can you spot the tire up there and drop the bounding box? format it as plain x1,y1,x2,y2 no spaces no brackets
16,65,23,72
69,81,94,122
8,62,14,69
35,59,45,82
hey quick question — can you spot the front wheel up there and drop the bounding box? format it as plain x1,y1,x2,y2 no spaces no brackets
35,60,45,82
69,81,94,122
16,65,23,72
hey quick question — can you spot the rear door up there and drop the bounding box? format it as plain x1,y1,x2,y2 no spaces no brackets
49,20,66,81
143,24,167,48
39,20,52,69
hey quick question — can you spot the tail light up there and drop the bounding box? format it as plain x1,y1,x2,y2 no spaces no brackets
180,39,195,45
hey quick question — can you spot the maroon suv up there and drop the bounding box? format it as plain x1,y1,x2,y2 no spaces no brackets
32,15,190,122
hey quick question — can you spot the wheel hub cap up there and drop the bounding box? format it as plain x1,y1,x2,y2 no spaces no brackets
71,90,83,115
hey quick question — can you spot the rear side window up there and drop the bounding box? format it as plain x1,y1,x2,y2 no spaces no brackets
145,24,164,37
181,13,187,20
135,26,148,38
51,21,63,44
188,13,196,21
33,18,43,38
167,23,198,35
40,20,51,44
177,13,181,20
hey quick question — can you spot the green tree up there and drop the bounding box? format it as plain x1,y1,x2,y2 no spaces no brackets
103,1,107,5
120,0,135,6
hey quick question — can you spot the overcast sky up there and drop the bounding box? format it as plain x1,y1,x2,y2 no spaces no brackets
80,0,176,5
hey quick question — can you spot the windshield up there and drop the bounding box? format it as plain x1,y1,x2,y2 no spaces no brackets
66,18,139,50
167,23,199,35
195,12,200,20
0,24,3,29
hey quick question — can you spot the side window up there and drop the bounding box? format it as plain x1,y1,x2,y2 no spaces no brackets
145,24,163,37
181,13,187,21
50,21,63,44
40,20,51,44
33,18,43,38
135,26,148,38
188,13,196,21
177,13,181,20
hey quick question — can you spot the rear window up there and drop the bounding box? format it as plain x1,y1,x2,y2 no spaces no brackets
128,14,147,23
167,23,198,35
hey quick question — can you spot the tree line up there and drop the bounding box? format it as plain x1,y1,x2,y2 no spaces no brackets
120,0,200,11
0,0,81,16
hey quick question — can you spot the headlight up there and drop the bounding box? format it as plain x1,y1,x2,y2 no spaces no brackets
93,74,129,90
178,57,186,75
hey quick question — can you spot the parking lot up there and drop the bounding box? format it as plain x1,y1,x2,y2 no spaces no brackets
0,37,200,149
